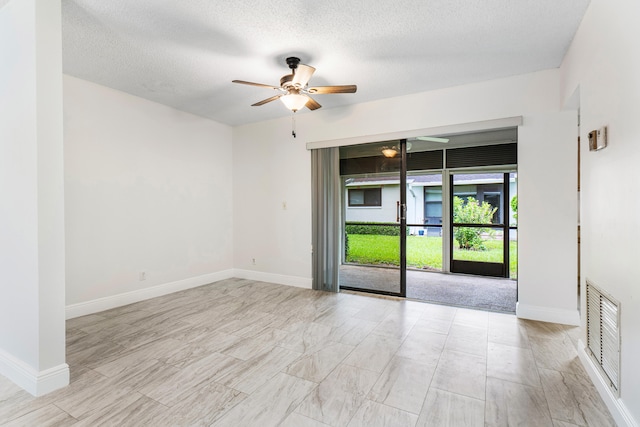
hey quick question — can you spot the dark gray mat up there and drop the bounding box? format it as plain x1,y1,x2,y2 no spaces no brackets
339,264,516,313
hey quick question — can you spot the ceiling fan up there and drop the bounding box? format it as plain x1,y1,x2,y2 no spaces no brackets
415,136,450,143
232,57,357,112
381,136,450,158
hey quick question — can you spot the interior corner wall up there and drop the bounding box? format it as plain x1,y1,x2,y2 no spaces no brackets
560,0,640,425
0,0,68,395
232,69,579,324
231,119,313,287
64,75,234,316
516,111,578,323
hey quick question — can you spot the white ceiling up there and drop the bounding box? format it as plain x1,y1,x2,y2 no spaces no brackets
61,0,590,127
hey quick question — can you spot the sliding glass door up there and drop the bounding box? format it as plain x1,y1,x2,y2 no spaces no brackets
337,133,518,298
339,140,404,296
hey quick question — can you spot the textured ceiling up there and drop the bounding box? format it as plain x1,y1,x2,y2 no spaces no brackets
61,0,590,126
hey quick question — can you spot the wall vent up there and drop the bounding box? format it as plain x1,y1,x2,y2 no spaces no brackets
586,280,620,394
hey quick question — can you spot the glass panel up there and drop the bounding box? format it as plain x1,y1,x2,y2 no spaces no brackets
453,226,504,263
406,227,443,272
509,228,518,279
406,172,443,272
349,189,364,205
509,172,518,227
341,225,401,294
348,188,382,206
340,140,401,295
452,173,505,225
509,172,518,279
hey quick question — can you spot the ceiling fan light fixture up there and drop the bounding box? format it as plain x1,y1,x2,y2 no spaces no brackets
381,146,398,158
280,93,309,112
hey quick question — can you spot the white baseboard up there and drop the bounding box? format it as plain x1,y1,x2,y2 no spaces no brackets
66,269,235,319
233,269,312,289
0,349,69,396
577,340,638,427
515,302,580,326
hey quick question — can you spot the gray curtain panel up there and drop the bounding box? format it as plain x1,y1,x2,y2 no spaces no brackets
311,147,340,292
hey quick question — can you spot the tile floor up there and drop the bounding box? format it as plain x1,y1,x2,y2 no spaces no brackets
0,278,616,426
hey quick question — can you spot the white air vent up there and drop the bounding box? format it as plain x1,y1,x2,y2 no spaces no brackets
586,280,620,393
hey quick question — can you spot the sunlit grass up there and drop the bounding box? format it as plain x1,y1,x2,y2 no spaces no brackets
346,234,517,278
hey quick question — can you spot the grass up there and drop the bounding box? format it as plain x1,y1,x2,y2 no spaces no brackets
346,234,518,278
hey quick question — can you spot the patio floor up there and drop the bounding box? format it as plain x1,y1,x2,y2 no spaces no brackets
339,264,517,313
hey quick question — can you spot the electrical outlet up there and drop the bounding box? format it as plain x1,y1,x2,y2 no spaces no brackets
251,258,256,265
139,271,146,281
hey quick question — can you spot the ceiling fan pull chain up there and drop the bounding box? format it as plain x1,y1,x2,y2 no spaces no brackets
291,114,296,138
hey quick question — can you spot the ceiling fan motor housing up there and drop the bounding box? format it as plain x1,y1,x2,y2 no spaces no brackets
286,56,301,70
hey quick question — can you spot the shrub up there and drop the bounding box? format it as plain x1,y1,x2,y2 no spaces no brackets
344,233,349,259
345,222,407,236
453,196,497,250
510,195,518,221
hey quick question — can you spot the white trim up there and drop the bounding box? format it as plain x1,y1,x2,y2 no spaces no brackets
346,180,400,186
0,349,69,396
515,302,580,326
65,269,235,319
306,116,523,150
578,340,638,427
233,269,312,289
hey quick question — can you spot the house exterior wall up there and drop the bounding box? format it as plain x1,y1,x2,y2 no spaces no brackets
407,183,425,231
345,176,516,233
345,184,400,223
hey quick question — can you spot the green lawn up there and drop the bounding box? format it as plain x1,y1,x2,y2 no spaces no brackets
346,234,518,278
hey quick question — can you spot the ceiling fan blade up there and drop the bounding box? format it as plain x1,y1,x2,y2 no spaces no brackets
307,85,357,94
251,95,282,106
292,64,315,87
416,136,449,143
306,96,321,110
232,80,279,90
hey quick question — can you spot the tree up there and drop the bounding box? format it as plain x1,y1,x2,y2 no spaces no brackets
453,196,497,250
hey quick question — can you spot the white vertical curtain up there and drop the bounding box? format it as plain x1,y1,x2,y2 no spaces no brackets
311,147,340,292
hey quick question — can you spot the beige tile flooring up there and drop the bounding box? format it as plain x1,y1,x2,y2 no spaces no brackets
0,278,616,426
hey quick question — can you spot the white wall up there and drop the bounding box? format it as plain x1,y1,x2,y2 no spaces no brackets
560,0,640,424
0,0,68,395
233,69,578,323
64,75,234,314
231,119,313,286
517,111,578,314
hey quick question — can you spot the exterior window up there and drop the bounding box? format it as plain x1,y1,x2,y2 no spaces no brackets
424,187,443,225
348,188,382,207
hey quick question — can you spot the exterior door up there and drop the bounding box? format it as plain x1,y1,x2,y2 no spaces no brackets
449,171,514,277
339,139,518,295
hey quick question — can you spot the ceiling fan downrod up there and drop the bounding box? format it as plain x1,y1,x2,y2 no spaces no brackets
286,57,301,73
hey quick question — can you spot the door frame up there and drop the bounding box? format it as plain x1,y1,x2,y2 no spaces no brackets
448,168,516,278
339,139,408,298
339,143,518,296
